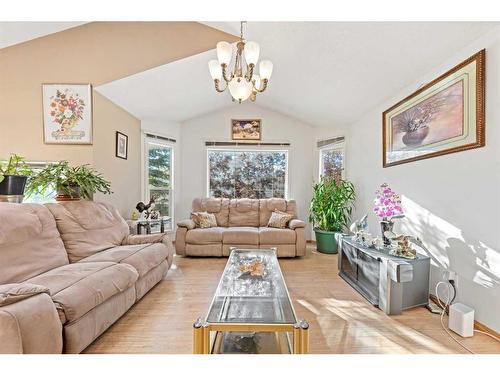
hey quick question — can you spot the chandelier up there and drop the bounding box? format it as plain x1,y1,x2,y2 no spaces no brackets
208,22,273,103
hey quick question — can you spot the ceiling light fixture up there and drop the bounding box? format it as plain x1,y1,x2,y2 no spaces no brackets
208,21,273,103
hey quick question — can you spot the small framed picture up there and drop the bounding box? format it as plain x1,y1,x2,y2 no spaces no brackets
231,119,262,141
42,83,93,144
116,131,128,160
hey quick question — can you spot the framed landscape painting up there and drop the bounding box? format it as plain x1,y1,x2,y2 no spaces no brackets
42,83,93,144
231,119,262,141
383,50,485,167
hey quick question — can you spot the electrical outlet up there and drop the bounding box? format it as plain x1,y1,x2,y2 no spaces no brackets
443,270,457,281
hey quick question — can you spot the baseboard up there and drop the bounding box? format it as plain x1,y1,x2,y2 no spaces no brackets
429,294,499,339
306,240,316,244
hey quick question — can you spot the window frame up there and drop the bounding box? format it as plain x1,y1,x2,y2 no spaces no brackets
205,147,289,199
142,133,175,230
318,140,346,180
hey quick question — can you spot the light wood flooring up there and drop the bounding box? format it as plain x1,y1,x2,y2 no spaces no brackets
84,245,500,354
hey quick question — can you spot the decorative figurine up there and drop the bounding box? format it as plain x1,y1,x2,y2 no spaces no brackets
131,210,139,220
349,214,368,241
136,197,155,220
150,210,160,220
384,231,424,259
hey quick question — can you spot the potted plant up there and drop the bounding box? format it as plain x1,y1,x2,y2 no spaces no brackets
309,176,356,254
0,154,33,202
26,161,112,201
373,183,404,245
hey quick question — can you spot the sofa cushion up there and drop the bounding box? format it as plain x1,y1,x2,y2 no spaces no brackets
192,198,230,227
191,212,217,228
223,227,259,245
79,243,168,277
228,199,260,227
259,227,296,244
267,210,294,229
0,203,69,284
186,227,224,244
46,201,130,262
26,262,138,324
259,198,297,227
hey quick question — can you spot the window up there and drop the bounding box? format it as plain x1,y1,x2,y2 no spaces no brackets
319,141,345,180
207,149,288,199
144,137,174,228
23,162,56,204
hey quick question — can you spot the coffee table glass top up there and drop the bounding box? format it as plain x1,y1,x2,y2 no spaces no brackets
206,249,297,324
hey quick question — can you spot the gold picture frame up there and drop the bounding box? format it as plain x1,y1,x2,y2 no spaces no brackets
231,119,262,141
42,83,93,145
383,50,485,167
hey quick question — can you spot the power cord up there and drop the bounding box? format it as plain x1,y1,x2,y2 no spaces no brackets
435,281,500,354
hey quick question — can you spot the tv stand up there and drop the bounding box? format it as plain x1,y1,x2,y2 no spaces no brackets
338,236,430,315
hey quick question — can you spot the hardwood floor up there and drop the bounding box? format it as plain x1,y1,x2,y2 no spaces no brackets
84,245,500,354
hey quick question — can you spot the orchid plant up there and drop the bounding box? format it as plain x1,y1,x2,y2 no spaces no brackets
373,183,404,222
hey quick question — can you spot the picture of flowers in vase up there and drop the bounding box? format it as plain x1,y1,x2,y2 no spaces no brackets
43,84,93,144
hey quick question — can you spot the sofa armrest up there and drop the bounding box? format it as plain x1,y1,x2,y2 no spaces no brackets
0,285,62,353
122,233,167,245
177,219,196,230
0,283,50,307
289,219,306,230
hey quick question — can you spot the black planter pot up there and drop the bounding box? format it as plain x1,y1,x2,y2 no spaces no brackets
0,175,28,195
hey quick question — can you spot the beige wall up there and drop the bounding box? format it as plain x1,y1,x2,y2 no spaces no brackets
0,22,235,216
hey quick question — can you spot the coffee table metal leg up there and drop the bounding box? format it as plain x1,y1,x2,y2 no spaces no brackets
293,323,302,354
193,318,203,354
300,320,310,354
201,322,211,354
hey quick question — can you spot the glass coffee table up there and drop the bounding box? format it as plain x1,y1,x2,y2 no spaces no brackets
193,249,309,354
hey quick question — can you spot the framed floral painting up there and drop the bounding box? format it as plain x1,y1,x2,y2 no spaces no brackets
383,50,485,167
42,83,93,144
231,119,262,141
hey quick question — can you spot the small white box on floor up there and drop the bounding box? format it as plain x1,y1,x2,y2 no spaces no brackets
449,303,474,337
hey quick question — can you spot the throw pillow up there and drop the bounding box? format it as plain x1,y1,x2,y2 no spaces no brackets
267,209,293,229
191,212,217,228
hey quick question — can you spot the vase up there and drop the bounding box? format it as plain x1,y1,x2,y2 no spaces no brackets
380,220,394,246
402,126,430,146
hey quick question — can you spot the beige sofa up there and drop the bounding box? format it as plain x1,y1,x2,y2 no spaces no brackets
176,198,306,257
0,201,174,354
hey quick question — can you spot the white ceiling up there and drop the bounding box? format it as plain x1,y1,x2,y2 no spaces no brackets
0,22,87,49
95,22,497,126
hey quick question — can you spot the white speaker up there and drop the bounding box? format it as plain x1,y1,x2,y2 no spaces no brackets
448,303,474,337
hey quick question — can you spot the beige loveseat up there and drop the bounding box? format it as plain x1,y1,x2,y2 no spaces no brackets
0,201,174,354
175,198,306,257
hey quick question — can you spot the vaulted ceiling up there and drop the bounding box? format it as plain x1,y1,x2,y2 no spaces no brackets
2,22,497,127
96,22,497,127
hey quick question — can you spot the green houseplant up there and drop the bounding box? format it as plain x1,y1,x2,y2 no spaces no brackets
309,176,356,254
0,154,33,201
26,161,112,201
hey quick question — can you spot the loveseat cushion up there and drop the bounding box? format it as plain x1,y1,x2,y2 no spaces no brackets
222,227,259,245
46,201,130,262
186,227,224,244
25,261,138,324
0,203,69,284
228,199,260,227
79,243,169,277
259,227,296,244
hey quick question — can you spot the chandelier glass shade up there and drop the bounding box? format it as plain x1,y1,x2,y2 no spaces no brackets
208,22,273,103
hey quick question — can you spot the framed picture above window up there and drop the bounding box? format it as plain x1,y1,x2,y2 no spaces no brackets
116,131,128,159
42,83,93,144
383,49,485,167
231,119,262,140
